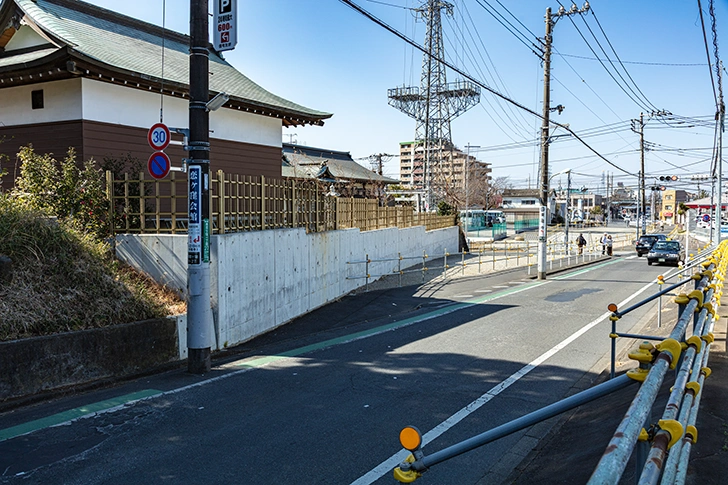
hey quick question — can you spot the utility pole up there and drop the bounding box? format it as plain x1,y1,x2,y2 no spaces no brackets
714,61,725,245
464,144,479,237
565,170,571,255
606,171,611,226
640,113,646,235
537,7,554,281
187,0,212,374
537,2,589,280
630,113,645,238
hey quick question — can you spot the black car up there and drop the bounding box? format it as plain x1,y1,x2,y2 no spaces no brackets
647,240,684,266
635,234,667,256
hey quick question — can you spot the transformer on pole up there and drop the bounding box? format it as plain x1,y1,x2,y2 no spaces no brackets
387,0,479,211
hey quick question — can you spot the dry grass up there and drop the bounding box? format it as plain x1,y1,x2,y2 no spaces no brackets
0,197,185,341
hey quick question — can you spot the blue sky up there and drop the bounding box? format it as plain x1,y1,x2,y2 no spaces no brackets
86,0,728,193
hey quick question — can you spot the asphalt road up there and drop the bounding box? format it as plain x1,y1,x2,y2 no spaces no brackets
0,251,679,484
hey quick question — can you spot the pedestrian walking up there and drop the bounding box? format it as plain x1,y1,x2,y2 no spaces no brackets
577,233,587,255
600,232,609,255
606,235,613,256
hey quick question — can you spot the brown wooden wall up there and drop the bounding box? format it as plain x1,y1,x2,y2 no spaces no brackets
0,120,85,190
1,120,282,191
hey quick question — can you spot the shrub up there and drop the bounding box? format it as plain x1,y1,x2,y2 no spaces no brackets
0,195,172,340
437,200,454,216
12,146,110,238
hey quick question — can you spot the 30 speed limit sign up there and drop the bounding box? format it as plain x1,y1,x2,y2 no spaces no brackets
148,123,171,151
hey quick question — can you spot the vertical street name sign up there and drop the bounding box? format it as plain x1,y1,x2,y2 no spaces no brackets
213,0,237,52
187,165,210,266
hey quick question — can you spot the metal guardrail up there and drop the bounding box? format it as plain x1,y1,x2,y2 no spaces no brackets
588,241,726,484
346,235,632,290
387,240,726,484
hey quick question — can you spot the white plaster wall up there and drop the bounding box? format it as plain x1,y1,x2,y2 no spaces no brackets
5,25,49,51
80,79,281,147
116,225,458,353
0,78,82,125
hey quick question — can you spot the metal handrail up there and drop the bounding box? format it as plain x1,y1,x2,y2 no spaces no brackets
588,241,726,484
388,240,727,484
404,375,637,473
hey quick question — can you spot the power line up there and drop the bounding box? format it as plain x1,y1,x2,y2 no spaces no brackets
555,52,705,67
589,6,662,112
444,8,535,138
555,0,654,113
337,0,636,176
697,0,719,108
472,0,541,57
363,0,410,9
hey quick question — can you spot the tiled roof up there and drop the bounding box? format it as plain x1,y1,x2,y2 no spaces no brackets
2,0,331,125
0,45,57,68
503,189,540,197
282,144,399,184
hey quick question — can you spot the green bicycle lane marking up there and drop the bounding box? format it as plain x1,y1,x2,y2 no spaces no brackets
233,279,550,369
6,274,594,442
0,389,162,443
552,258,622,280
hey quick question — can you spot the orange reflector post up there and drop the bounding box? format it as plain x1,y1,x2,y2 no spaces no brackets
399,426,422,451
607,303,618,313
657,275,664,281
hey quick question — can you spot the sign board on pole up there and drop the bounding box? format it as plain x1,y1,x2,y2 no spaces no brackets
213,0,237,52
148,123,171,151
148,152,171,179
188,165,202,265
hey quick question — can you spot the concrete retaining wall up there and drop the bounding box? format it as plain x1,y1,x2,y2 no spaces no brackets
116,225,457,352
0,318,179,402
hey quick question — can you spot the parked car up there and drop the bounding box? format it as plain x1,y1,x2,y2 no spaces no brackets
635,234,667,256
647,240,684,266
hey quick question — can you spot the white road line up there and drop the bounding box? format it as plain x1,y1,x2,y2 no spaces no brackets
350,278,655,485
475,289,493,293
454,295,474,298
492,285,509,288
624,255,638,260
509,281,527,285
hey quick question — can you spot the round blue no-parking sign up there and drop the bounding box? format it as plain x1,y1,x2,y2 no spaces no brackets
148,151,171,179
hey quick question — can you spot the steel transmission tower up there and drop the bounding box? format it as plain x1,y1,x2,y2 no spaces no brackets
388,0,480,210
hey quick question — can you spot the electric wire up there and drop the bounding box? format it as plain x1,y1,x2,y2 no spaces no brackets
472,0,541,57
457,2,536,133
336,0,637,177
443,9,535,138
589,6,663,113
556,52,705,67
554,0,654,113
697,0,719,108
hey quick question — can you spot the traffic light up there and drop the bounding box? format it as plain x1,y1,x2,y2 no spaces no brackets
658,175,679,182
650,185,666,191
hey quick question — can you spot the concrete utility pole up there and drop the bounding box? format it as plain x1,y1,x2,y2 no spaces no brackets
714,61,725,246
537,2,589,280
537,7,554,281
187,0,212,374
639,113,646,235
630,114,645,238
464,143,479,237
